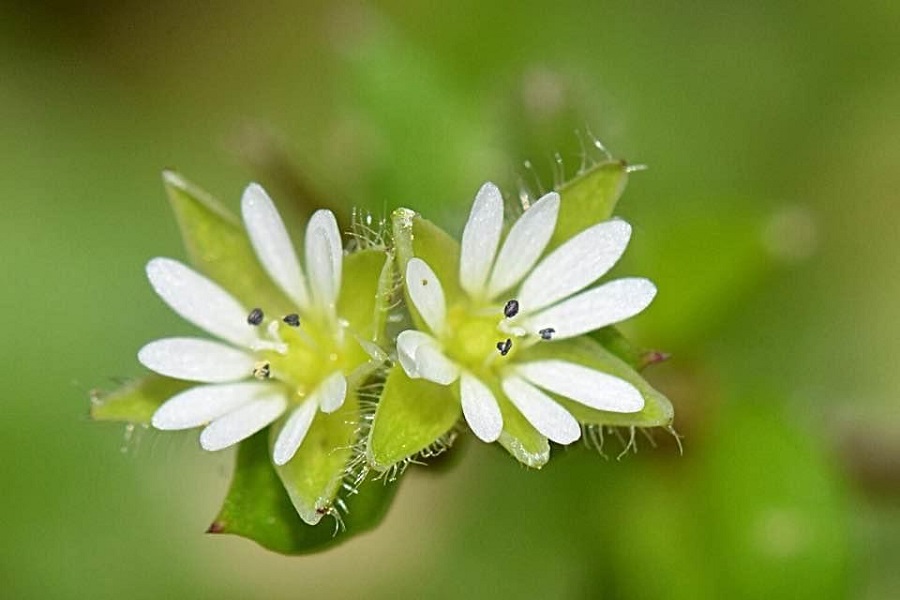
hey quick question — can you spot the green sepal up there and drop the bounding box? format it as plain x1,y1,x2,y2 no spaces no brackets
367,365,461,470
496,392,550,468
162,170,294,316
337,248,393,346
90,374,192,424
210,430,400,555
550,160,628,249
526,336,674,428
391,207,464,325
270,397,357,525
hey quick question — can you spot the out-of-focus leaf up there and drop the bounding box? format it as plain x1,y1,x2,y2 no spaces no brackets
162,170,294,316
211,429,400,555
367,365,460,470
698,402,850,598
550,160,629,249
526,336,674,428
89,374,191,424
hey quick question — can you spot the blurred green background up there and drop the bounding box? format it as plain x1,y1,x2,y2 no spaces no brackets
2,1,898,598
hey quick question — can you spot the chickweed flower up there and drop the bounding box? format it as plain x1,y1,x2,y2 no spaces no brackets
392,183,656,450
140,184,373,467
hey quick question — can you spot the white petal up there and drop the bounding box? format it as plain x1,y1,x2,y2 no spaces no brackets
459,182,505,298
200,394,287,451
317,371,348,414
517,220,632,313
523,278,657,340
138,337,255,383
305,209,343,310
405,258,447,335
396,330,439,378
501,376,580,444
151,382,271,430
460,372,503,442
517,360,644,413
241,184,310,309
415,344,459,385
486,192,560,298
272,400,318,465
146,258,259,347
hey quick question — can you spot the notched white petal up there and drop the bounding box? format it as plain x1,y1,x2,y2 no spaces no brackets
396,330,438,378
518,219,632,313
200,394,287,452
501,376,580,445
146,258,259,347
414,344,459,385
517,359,644,413
138,337,255,383
151,382,270,430
241,184,310,309
305,209,343,310
459,182,504,298
460,372,503,442
487,191,560,298
317,371,348,414
405,258,447,335
272,400,318,466
523,278,657,340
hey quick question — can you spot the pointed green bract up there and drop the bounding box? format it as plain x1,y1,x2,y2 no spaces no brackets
270,398,357,525
550,160,629,248
162,171,295,316
212,430,400,555
90,374,192,424
526,337,674,428
367,365,461,470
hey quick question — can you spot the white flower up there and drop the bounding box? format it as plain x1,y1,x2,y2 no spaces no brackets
139,183,353,466
397,182,657,445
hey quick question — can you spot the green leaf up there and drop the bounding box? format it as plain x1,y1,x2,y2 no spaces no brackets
270,396,358,525
550,160,629,249
162,170,294,316
211,430,400,555
90,374,192,424
367,365,460,470
526,336,674,428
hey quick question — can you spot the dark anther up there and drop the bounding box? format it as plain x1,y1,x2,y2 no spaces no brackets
539,327,555,340
283,313,300,327
253,361,271,380
247,308,264,326
503,299,520,318
496,338,512,356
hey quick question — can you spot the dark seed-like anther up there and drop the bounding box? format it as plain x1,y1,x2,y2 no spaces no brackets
247,308,264,326
503,299,520,318
496,338,512,356
539,327,555,340
283,313,300,327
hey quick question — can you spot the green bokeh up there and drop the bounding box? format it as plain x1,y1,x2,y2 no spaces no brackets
2,0,897,597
